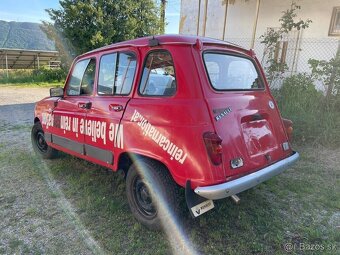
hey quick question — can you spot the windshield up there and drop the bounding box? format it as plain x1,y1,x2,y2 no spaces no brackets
203,52,264,91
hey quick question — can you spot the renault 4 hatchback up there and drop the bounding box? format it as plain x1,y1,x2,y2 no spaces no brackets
32,35,299,229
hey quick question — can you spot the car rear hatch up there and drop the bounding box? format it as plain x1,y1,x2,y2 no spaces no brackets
201,50,292,178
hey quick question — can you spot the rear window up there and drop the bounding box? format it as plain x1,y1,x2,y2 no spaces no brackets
203,53,263,91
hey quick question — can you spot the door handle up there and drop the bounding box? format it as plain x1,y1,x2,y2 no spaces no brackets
78,102,92,109
109,104,124,112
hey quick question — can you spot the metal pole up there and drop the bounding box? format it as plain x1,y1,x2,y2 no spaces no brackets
250,0,261,49
293,29,303,73
222,0,229,40
202,0,208,37
197,0,201,36
5,53,8,78
160,0,167,34
291,29,301,75
37,55,40,69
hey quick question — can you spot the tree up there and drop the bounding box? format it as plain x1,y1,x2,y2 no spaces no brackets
40,21,76,70
260,2,312,85
309,41,340,99
46,0,163,55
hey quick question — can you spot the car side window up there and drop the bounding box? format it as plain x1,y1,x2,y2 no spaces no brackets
66,58,96,96
139,50,176,96
80,59,96,95
98,52,136,95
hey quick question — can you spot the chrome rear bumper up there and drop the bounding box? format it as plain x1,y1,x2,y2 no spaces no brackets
194,152,299,200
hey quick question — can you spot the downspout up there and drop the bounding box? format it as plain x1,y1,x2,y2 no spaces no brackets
197,0,201,35
250,0,261,49
202,0,208,37
222,0,229,41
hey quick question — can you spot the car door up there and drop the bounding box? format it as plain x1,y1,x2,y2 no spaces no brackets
83,50,137,166
50,58,96,155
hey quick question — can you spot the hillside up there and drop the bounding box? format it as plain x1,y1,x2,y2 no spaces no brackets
0,20,55,51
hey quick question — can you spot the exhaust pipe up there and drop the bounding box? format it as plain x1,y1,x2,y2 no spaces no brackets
231,195,240,204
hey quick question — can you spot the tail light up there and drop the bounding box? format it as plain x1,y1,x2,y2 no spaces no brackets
282,118,293,141
203,132,223,165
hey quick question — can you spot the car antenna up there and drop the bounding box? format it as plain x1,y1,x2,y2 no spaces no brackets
149,36,160,47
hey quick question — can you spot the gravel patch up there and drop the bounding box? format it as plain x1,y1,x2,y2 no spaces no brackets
0,87,50,106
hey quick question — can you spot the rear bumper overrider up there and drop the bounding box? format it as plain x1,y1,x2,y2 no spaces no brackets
194,152,299,200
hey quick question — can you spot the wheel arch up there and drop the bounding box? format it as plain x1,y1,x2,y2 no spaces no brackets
117,152,181,187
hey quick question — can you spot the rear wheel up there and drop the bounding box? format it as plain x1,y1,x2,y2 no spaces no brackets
126,159,180,230
31,122,58,159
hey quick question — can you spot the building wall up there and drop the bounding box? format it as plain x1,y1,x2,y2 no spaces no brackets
180,0,339,40
180,0,339,78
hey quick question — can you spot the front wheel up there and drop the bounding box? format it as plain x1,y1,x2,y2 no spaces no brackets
31,122,58,159
126,159,180,230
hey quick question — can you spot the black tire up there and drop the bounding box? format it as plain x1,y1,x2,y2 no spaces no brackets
31,122,58,159
126,158,180,230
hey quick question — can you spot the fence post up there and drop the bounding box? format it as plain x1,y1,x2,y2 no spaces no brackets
326,40,340,99
5,53,8,78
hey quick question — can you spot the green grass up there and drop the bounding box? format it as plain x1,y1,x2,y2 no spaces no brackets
0,82,62,88
272,73,340,147
1,118,339,254
1,75,339,253
3,143,336,254
0,68,66,85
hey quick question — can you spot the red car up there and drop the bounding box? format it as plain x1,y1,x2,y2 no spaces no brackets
32,35,299,229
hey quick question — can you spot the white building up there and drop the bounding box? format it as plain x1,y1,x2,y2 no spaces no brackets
180,0,339,75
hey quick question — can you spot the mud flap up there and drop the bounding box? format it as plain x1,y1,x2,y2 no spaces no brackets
185,180,215,218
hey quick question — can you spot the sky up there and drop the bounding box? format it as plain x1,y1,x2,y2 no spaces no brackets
0,0,180,34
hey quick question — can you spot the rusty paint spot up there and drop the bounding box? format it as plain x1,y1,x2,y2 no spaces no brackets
179,15,187,33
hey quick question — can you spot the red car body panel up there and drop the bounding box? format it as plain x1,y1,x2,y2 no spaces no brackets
34,35,295,191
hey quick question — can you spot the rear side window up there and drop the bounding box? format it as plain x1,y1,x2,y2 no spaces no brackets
203,53,263,90
98,52,136,95
66,58,96,96
139,50,176,96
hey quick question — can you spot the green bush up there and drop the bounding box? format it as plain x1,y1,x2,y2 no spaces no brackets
32,68,66,82
273,73,340,147
0,68,66,84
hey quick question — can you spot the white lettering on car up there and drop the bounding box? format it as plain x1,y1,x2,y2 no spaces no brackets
109,123,124,149
131,110,188,164
41,112,54,129
41,111,123,149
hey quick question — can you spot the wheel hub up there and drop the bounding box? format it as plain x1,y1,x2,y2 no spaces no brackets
134,178,156,217
36,131,48,152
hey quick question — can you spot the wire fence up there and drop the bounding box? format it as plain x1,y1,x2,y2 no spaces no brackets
228,37,339,72
227,37,339,90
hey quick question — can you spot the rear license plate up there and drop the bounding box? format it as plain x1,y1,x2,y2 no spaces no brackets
191,199,215,217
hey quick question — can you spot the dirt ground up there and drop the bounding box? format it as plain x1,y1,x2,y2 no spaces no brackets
0,87,50,106
0,87,103,254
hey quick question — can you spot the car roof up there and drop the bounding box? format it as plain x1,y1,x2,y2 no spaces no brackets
81,34,248,58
